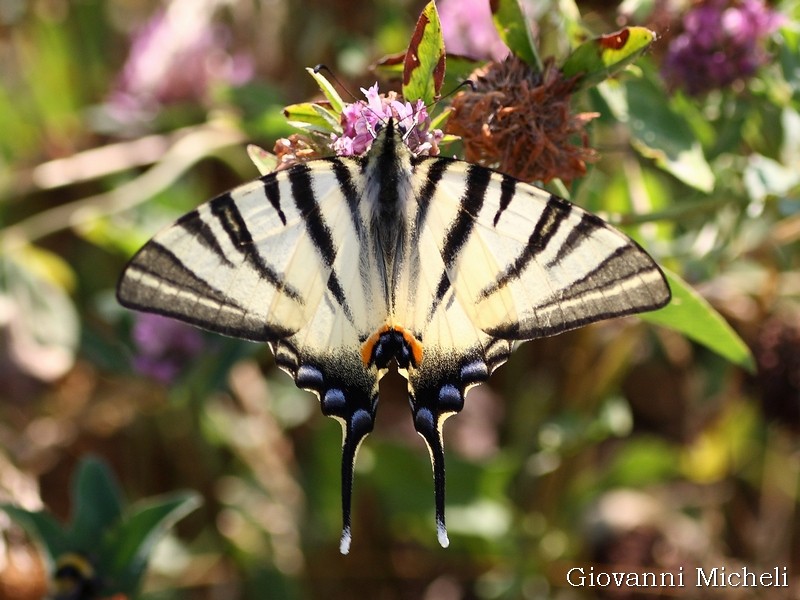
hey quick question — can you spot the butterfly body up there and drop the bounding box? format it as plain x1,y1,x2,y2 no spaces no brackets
118,119,670,553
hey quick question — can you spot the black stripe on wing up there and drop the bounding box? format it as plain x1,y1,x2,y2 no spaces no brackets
405,158,450,306
177,209,233,268
442,165,492,267
262,175,287,226
119,242,230,306
478,194,571,300
208,193,304,303
550,244,666,306
117,242,294,341
545,211,606,269
429,164,492,317
492,174,516,227
412,157,450,245
486,244,670,339
327,157,363,238
288,164,355,325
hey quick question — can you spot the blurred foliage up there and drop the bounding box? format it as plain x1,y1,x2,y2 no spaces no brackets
2,456,200,599
0,0,799,599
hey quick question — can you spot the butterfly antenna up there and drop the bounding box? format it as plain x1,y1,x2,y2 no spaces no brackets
313,64,394,139
396,79,476,140
446,78,477,97
418,79,476,114
313,64,361,103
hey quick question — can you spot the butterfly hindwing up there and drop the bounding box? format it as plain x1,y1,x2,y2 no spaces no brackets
271,338,379,555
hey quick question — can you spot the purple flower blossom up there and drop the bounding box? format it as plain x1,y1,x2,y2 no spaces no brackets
663,0,783,96
331,84,443,157
438,0,510,61
109,1,253,121
131,313,205,384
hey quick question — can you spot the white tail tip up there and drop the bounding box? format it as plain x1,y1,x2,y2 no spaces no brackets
339,528,352,555
437,523,450,548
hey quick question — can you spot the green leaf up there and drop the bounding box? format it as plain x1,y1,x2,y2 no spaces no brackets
306,66,345,115
103,492,201,594
3,461,201,596
624,76,715,192
402,1,446,104
428,107,452,131
490,0,541,71
0,505,69,563
641,269,756,373
311,104,342,132
68,457,124,550
283,102,340,134
246,144,278,175
562,27,655,90
777,24,800,103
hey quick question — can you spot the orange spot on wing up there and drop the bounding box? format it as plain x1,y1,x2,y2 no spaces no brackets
398,325,424,366
360,324,424,367
361,326,388,366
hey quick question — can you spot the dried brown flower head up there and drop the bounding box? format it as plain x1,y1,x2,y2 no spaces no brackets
272,133,321,170
447,56,598,185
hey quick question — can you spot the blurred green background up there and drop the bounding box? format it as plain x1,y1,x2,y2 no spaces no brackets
1,0,799,598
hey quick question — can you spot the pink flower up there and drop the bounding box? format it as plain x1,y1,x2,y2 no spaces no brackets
109,3,253,121
438,0,510,61
331,84,443,156
663,0,784,95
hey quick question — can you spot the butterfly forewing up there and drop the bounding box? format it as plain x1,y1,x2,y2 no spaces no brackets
412,159,671,340
119,162,379,343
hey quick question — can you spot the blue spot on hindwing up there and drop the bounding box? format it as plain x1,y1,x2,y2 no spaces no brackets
296,365,324,389
350,408,375,437
460,360,488,385
438,384,463,412
322,388,346,413
414,407,435,433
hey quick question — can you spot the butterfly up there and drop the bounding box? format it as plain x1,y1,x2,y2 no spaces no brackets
117,117,670,554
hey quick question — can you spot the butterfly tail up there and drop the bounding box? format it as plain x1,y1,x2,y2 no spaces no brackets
335,406,375,554
413,405,451,548
411,382,471,549
316,383,377,555
408,349,502,548
285,345,380,555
